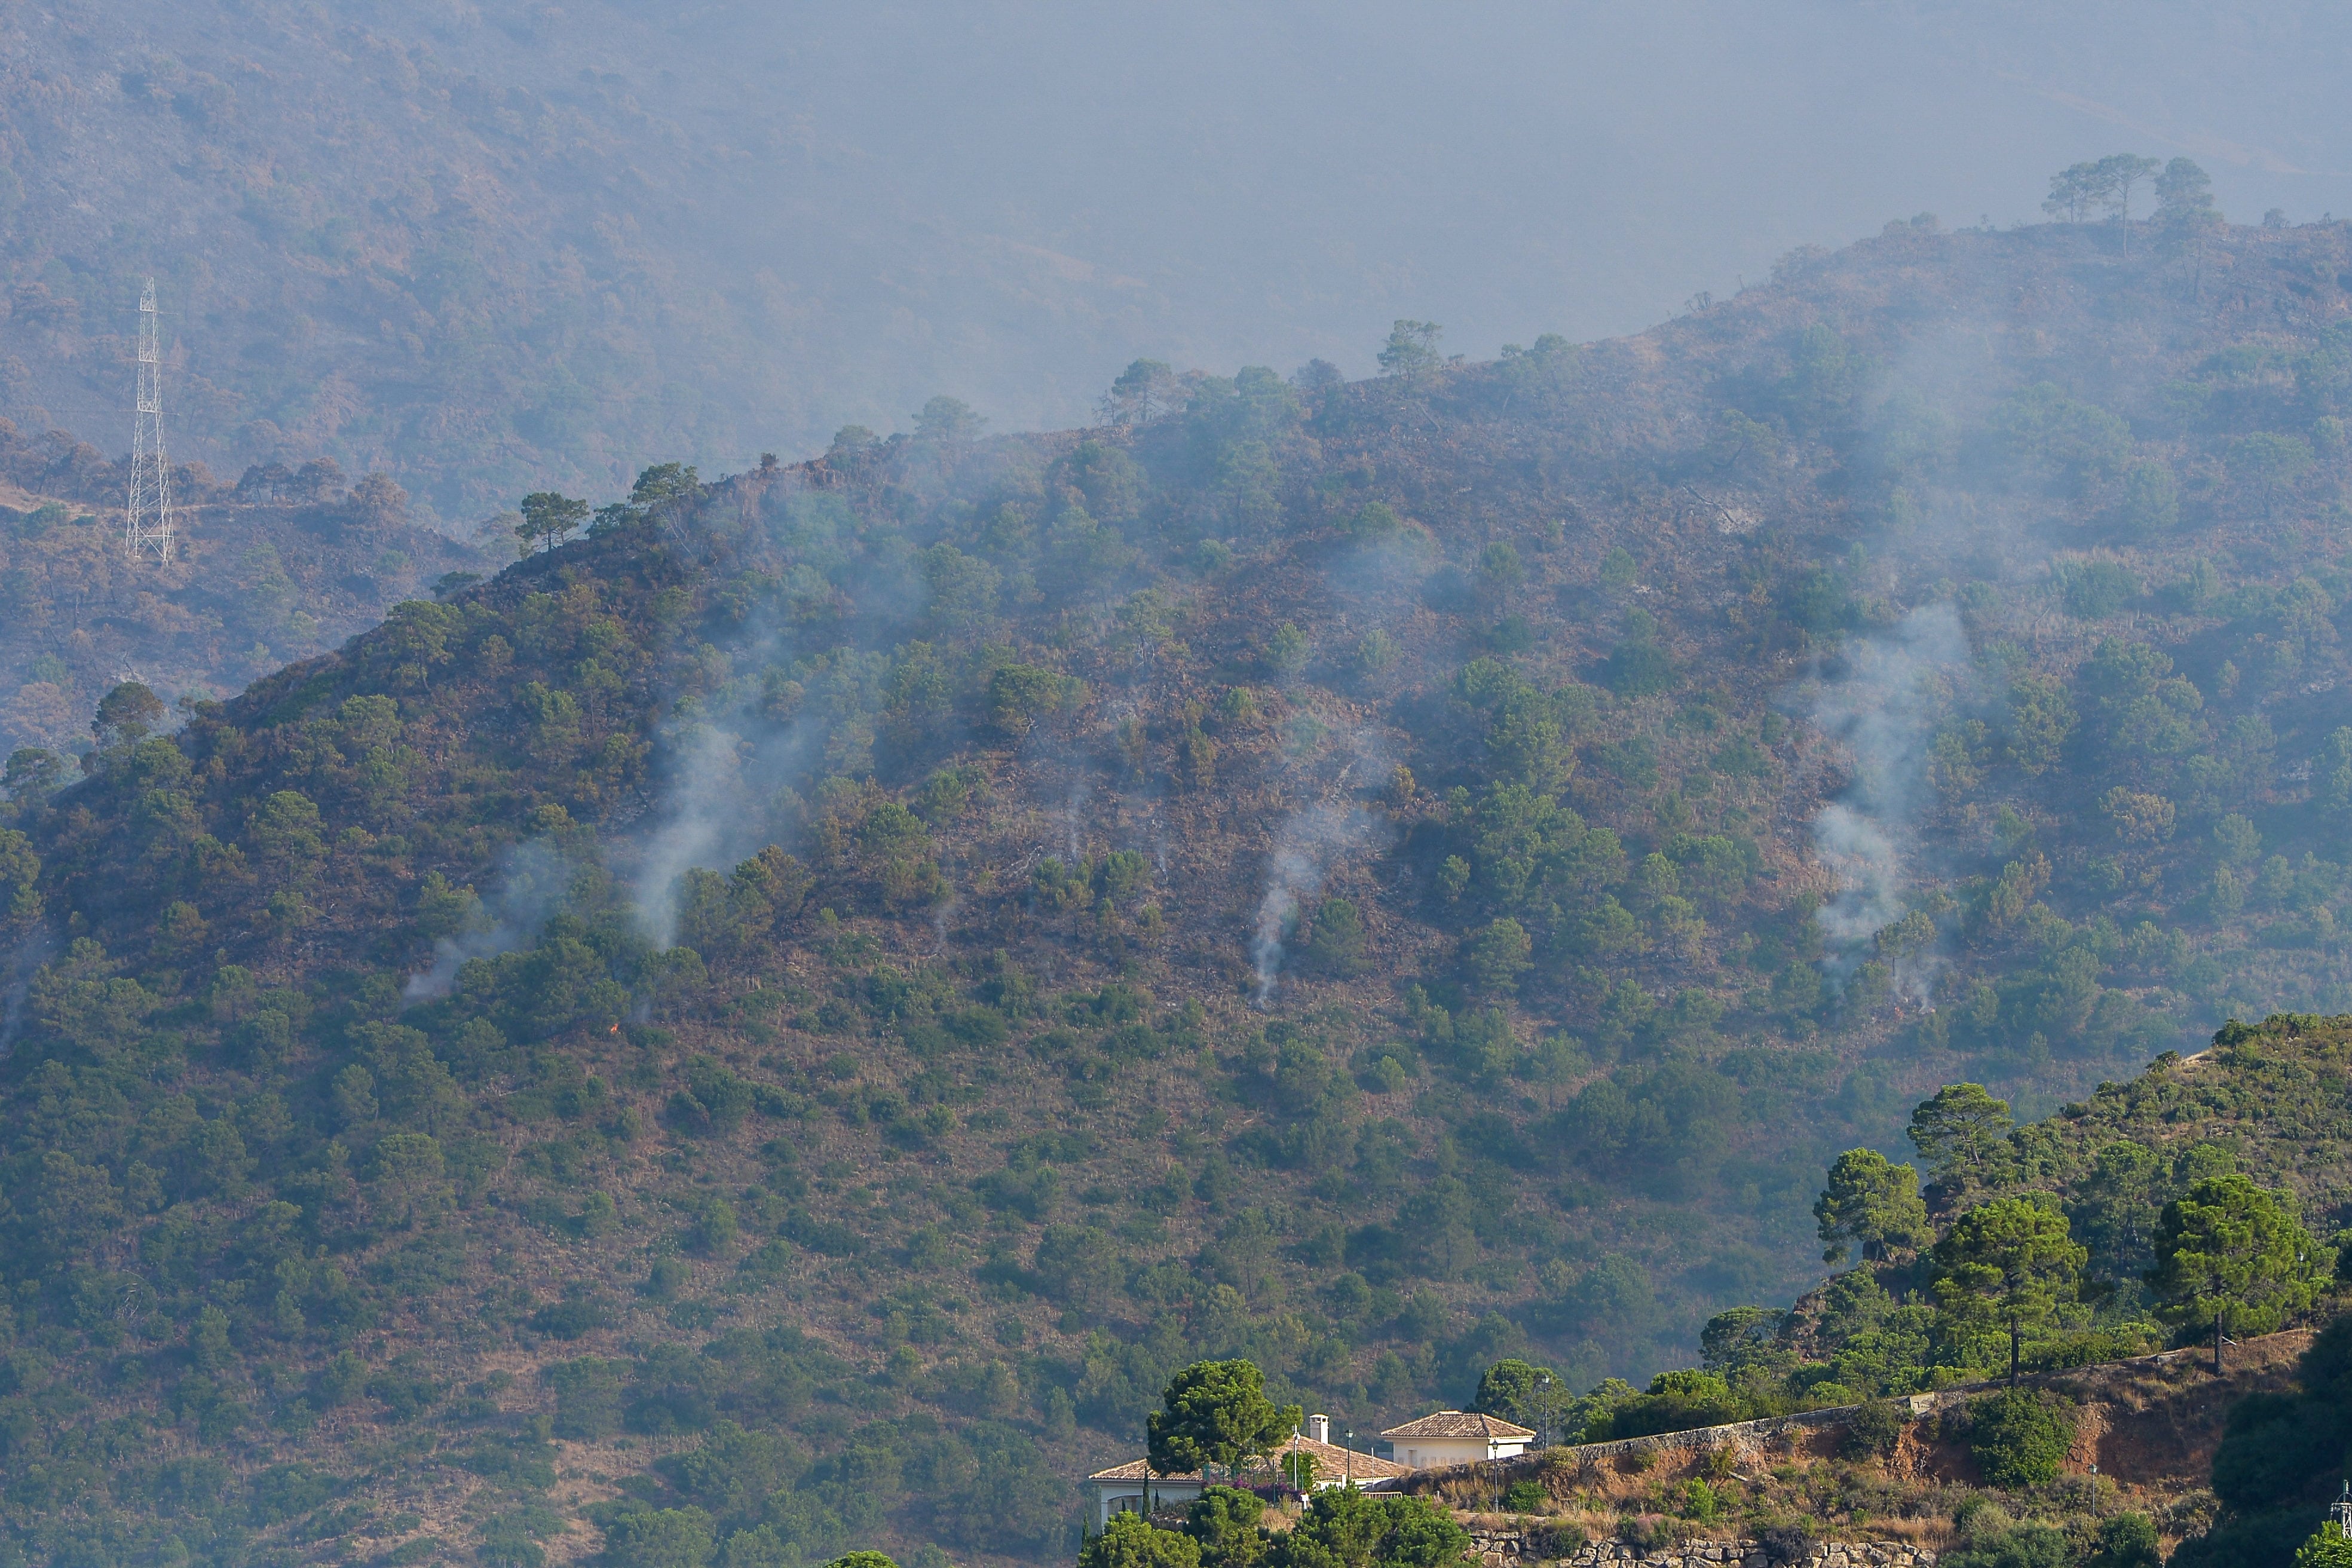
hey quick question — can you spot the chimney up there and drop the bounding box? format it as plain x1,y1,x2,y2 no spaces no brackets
1307,1414,1330,1445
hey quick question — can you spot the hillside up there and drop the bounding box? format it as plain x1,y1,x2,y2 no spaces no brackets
1428,1012,2352,1564
0,416,489,758
1413,1327,2314,1563
2,212,2352,1567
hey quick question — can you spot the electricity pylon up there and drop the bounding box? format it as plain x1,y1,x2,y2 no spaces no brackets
124,277,173,564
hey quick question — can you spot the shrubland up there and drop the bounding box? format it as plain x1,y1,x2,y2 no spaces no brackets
3,195,2352,1564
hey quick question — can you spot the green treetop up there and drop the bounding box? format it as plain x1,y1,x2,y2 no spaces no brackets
2086,1514,2161,1568
2294,1524,2352,1568
1262,1488,1469,1568
630,462,700,508
1186,1487,1271,1568
1377,320,1443,378
1813,1147,1931,1264
516,491,589,554
2044,161,2105,223
1906,1083,2013,1176
2145,1172,2330,1371
1147,1359,1301,1481
91,681,166,751
1931,1197,2087,1383
2042,154,2158,225
2094,154,2161,220
1472,1357,1566,1440
2155,157,2218,228
1083,1513,1202,1568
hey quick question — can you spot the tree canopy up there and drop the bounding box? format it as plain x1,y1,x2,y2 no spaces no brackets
1147,1360,1301,1478
1907,1083,2014,1175
1083,1514,1205,1568
1813,1147,1930,1263
2145,1173,2329,1345
1471,1357,1565,1440
1931,1198,2087,1380
1262,1488,1469,1568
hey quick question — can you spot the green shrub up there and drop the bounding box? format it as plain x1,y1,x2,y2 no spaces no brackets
2088,1514,2161,1568
601,1505,715,1568
1944,1522,2070,1568
529,1295,611,1340
1670,1479,1720,1522
1527,1522,1587,1557
546,1357,624,1439
1613,1515,1671,1551
2056,559,2141,619
1592,1369,1747,1439
1500,1480,1547,1512
1839,1398,1907,1462
1965,1388,2075,1489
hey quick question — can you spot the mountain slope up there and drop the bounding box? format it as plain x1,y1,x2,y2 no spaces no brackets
1,216,2351,1566
0,416,489,758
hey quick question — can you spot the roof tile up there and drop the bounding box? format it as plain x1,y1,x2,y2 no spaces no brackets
1378,1410,1536,1441
1089,1435,1413,1483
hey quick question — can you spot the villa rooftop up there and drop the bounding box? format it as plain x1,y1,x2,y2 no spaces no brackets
1089,1435,1412,1484
1379,1411,1536,1441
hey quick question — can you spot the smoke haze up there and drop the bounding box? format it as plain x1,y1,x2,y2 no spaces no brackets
16,2,2352,515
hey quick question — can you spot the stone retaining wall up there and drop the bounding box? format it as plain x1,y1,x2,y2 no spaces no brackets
1415,1339,2251,1496
1463,1532,1934,1568
1400,1402,1892,1501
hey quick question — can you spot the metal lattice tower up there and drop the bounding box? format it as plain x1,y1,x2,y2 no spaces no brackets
124,277,173,564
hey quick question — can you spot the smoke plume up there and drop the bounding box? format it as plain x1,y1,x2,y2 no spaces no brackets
635,721,755,950
1250,727,1395,1004
1252,802,1379,1004
404,839,578,1000
1799,603,1972,991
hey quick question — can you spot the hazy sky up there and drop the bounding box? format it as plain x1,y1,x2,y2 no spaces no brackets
693,5,2347,323
623,0,2352,422
17,0,2352,503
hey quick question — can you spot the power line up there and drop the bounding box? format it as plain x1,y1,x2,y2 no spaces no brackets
124,279,174,564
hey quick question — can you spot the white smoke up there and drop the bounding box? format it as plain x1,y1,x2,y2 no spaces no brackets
620,475,950,947
403,839,577,1000
630,685,831,950
1250,730,1394,1004
1251,803,1377,1005
1799,602,1973,993
634,721,750,948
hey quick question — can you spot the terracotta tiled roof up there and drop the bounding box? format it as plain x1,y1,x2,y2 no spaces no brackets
1089,1435,1411,1483
1379,1410,1536,1441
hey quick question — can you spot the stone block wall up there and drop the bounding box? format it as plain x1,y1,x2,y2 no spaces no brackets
1463,1530,1935,1568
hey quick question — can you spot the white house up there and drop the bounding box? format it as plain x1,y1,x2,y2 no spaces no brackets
1377,1410,1536,1469
1086,1418,1411,1529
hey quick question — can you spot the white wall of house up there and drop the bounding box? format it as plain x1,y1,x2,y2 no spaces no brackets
1392,1435,1529,1468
